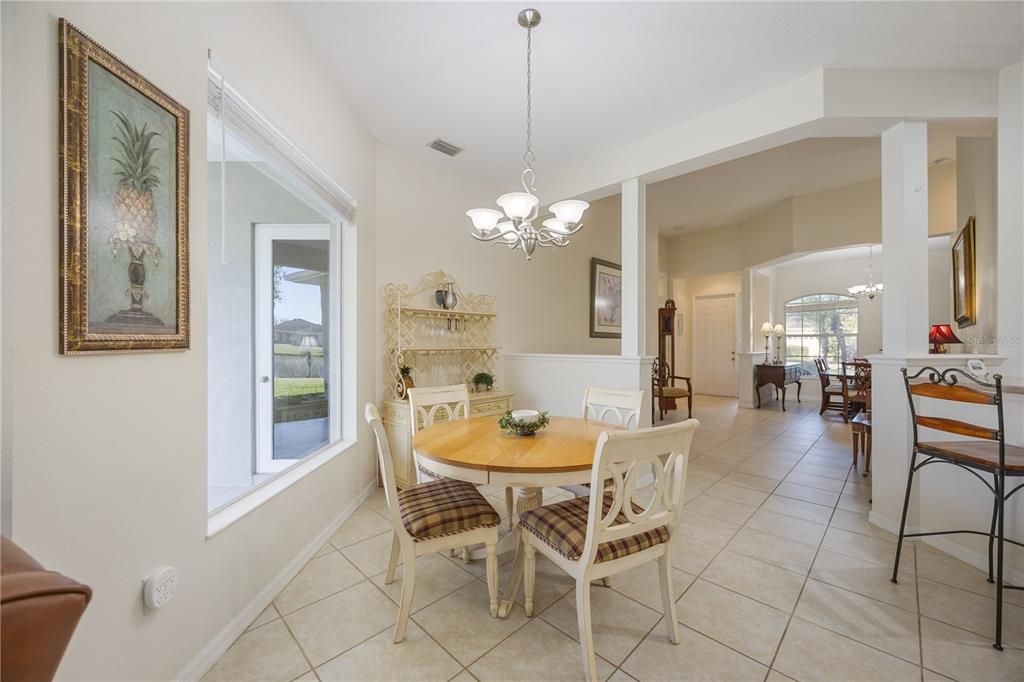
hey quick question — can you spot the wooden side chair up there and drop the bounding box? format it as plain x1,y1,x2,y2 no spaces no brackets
651,358,693,422
893,367,1024,651
815,358,845,416
519,419,700,681
365,403,501,638
851,394,872,476
840,360,870,423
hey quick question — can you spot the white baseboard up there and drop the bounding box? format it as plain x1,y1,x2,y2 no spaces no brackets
869,509,1024,586
176,480,376,681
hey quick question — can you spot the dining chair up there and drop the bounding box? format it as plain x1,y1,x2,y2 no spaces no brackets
651,358,693,422
365,403,501,639
562,388,645,499
839,360,870,423
851,374,872,475
893,368,1024,651
408,384,515,529
519,419,699,681
815,358,845,416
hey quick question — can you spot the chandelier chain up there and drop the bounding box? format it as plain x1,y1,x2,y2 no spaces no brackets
524,25,534,170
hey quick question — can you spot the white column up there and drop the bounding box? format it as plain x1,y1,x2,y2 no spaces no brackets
997,63,1024,377
881,121,929,356
871,121,930,534
621,177,647,358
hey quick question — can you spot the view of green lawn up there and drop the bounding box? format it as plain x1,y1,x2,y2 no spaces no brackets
274,377,325,398
274,343,324,356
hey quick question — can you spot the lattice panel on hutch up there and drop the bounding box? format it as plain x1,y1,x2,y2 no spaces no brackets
383,271,500,398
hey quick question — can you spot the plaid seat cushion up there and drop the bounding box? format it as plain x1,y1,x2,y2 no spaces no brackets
398,479,500,541
519,494,669,563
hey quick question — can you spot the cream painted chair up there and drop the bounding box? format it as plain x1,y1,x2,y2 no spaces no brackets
409,385,515,526
563,388,645,498
519,419,699,681
365,403,501,640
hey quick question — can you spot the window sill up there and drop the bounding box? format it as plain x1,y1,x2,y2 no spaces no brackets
207,438,357,538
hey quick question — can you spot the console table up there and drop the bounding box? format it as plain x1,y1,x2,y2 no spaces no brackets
755,363,803,411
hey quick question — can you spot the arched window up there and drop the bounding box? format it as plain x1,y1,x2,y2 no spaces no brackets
784,294,858,375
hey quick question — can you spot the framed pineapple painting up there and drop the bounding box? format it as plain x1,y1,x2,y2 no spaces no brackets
59,19,189,353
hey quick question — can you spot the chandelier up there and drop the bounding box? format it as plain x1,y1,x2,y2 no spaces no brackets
466,9,589,260
847,244,884,300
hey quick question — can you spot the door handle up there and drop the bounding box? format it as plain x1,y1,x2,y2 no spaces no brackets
260,376,270,383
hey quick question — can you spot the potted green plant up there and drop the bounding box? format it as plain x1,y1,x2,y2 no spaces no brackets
472,371,495,392
398,365,415,399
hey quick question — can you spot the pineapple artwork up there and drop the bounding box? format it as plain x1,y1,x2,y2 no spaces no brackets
107,111,164,326
83,58,179,336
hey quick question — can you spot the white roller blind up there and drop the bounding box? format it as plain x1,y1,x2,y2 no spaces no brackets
207,67,357,223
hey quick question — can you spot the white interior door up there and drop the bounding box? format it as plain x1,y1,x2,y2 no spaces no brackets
693,295,737,397
254,223,335,474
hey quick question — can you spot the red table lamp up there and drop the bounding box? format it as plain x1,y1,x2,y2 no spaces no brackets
929,324,962,353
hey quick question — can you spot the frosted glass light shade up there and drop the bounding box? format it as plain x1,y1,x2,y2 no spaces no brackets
542,218,569,233
497,221,518,243
466,208,503,234
773,324,785,335
760,322,774,334
497,192,539,220
549,199,589,225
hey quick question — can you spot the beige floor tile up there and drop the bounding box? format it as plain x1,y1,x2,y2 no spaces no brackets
316,620,461,681
921,669,955,682
313,542,336,559
449,671,478,682
735,462,792,481
744,509,826,547
827,509,896,541
541,585,662,665
918,578,1024,646
608,561,696,612
820,527,910,572
921,616,1024,682
414,580,530,666
362,488,391,516
677,510,742,548
761,495,834,525
809,548,918,612
792,461,850,481
341,530,400,577
774,482,840,507
284,581,397,666
468,618,615,681
765,670,796,682
783,471,845,493
725,528,818,575
669,533,722,576
330,507,393,550
836,492,871,514
684,494,758,525
916,543,1024,607
607,669,639,682
621,622,768,681
773,618,920,682
794,579,920,663
371,552,477,613
202,620,309,682
676,579,789,664
246,604,280,632
274,552,365,615
704,482,771,507
701,550,805,612
721,471,781,493
293,672,317,682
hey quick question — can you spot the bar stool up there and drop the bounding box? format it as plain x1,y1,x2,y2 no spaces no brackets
892,367,1024,650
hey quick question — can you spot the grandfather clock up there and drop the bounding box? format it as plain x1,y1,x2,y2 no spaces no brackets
657,300,677,410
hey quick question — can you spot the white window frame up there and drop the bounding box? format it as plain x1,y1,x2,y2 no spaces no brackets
254,223,340,474
783,293,859,373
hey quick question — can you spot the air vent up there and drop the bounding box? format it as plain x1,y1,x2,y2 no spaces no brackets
427,138,464,157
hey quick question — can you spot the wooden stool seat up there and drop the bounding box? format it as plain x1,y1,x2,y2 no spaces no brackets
918,441,1024,473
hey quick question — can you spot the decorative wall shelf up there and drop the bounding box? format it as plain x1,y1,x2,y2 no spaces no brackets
383,271,499,399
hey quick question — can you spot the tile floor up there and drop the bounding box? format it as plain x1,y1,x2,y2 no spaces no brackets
203,396,1024,681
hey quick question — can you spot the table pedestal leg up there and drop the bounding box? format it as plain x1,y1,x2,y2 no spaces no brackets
496,486,542,618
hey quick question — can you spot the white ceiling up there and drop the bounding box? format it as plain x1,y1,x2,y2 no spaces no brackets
291,1,1022,189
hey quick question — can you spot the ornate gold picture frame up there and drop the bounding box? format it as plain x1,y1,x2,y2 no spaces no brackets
952,215,976,329
59,19,190,354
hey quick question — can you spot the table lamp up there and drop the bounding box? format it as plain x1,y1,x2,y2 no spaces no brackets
929,324,961,354
773,324,785,364
760,322,774,363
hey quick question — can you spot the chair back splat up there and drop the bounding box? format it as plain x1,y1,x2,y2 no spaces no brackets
582,387,643,430
408,384,470,435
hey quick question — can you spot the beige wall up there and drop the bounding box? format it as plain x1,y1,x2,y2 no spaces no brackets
374,145,622,396
671,272,743,379
1,3,378,679
956,136,998,352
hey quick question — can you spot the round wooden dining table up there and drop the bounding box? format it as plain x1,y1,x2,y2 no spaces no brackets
412,415,621,617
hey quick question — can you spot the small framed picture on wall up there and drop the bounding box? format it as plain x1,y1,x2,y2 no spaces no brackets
590,258,622,338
